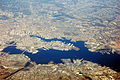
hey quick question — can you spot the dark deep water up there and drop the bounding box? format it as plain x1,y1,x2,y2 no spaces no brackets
0,0,120,71
2,37,120,72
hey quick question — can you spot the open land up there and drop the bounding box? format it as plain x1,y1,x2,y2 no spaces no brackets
0,0,120,80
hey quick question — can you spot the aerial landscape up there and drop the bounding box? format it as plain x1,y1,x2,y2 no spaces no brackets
0,0,120,80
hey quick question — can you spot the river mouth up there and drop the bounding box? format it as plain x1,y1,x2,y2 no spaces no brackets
2,41,120,72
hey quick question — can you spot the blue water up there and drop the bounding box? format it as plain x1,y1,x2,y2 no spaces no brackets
30,35,72,44
2,37,120,71
0,15,9,20
1,0,120,72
